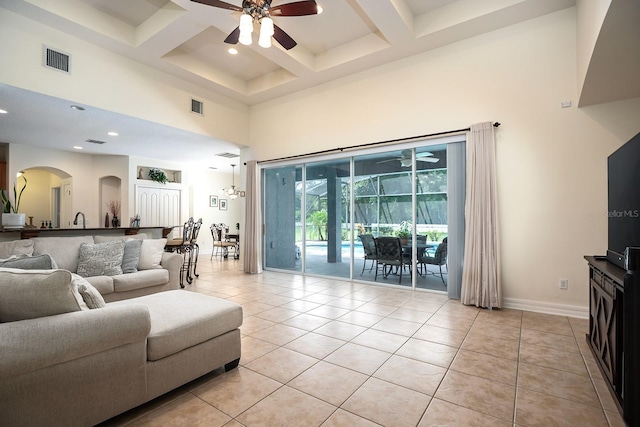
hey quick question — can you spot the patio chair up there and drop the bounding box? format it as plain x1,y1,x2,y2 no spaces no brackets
418,237,448,284
358,234,378,275
374,236,409,284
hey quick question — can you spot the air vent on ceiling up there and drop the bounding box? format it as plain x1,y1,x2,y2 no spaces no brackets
86,139,107,145
43,46,71,73
191,99,204,115
216,152,239,158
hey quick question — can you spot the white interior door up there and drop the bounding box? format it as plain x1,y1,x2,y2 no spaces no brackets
135,185,181,229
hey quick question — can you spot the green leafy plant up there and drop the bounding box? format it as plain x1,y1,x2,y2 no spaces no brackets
395,220,412,239
1,173,27,213
308,211,327,241
148,167,168,184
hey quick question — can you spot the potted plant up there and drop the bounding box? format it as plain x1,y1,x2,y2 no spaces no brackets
148,167,168,184
395,220,412,245
1,173,28,229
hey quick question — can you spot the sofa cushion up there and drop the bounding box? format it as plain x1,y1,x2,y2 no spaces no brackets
0,240,34,259
138,239,167,270
76,240,125,277
93,233,149,243
84,275,115,296
121,239,143,274
0,268,85,322
112,269,169,293
72,274,106,309
31,236,94,273
111,291,243,361
0,254,58,270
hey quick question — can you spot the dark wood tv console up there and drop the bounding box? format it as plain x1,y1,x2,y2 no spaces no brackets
586,255,639,427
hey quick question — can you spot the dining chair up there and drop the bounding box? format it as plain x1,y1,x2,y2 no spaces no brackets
374,236,408,284
164,217,194,288
188,218,203,280
210,223,237,259
358,234,378,275
418,237,448,284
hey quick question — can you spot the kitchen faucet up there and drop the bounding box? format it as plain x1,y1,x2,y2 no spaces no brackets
73,211,86,229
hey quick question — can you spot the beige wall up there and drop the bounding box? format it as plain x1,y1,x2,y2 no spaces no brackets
246,8,640,313
3,5,640,313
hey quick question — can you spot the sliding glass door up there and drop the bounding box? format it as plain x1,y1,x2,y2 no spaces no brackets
262,136,465,296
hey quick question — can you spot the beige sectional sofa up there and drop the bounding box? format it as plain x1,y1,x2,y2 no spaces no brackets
0,237,244,426
1,234,182,302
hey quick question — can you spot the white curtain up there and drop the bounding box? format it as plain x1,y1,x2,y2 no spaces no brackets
243,160,262,274
461,122,501,308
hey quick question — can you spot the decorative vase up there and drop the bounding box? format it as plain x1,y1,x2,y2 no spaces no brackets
105,212,109,228
111,216,120,228
1,213,26,229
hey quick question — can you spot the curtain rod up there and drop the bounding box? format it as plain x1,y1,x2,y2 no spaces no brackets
255,122,500,164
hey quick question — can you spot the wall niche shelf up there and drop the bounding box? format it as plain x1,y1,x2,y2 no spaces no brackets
136,166,181,184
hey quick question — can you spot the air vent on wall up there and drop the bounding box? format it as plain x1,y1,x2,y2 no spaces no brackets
86,139,106,145
191,99,204,115
216,152,239,158
43,46,71,73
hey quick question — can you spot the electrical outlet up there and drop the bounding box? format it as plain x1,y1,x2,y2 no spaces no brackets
560,279,568,290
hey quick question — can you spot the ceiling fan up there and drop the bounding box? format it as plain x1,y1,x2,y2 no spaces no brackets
377,150,440,167
191,0,320,50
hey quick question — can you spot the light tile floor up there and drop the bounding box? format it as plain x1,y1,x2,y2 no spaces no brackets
101,257,625,427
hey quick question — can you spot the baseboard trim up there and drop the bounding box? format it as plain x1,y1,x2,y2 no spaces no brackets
503,297,588,319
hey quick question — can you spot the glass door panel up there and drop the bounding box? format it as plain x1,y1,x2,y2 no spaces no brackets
354,150,412,287
264,166,301,272
304,160,351,278
414,145,448,290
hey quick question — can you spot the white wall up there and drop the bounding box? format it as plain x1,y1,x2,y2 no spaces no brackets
247,8,640,313
0,7,249,147
189,167,243,255
4,5,640,314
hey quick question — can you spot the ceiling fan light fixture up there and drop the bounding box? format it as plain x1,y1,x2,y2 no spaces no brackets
400,158,412,167
259,17,274,48
239,13,253,45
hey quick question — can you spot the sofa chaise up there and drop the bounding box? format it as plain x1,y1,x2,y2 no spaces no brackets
0,268,243,426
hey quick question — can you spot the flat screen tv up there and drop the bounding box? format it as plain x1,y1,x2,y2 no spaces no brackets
607,131,640,269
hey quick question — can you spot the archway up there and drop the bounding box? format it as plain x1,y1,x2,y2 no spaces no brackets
19,167,72,228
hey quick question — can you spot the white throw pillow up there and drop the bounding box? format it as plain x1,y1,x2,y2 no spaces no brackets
0,268,85,322
138,239,167,270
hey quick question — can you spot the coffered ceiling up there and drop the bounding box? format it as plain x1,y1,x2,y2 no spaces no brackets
2,0,601,166
1,0,576,105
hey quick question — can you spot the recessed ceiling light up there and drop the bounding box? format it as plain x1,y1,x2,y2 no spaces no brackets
73,146,83,150
0,109,7,114
70,105,85,111
228,48,238,55
107,131,119,136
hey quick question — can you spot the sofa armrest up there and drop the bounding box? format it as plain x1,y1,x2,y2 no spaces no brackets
0,305,150,377
161,251,182,290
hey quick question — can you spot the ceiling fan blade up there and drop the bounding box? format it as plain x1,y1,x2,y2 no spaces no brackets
416,152,434,158
224,26,240,44
190,0,243,12
270,0,319,16
376,158,398,164
417,157,439,163
273,24,297,50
